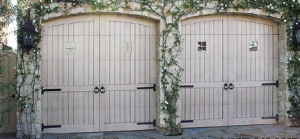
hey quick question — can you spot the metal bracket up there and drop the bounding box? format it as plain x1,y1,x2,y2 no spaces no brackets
137,84,156,92
261,80,279,88
137,119,156,127
41,123,62,131
41,87,62,95
180,85,194,88
261,114,279,121
181,120,194,123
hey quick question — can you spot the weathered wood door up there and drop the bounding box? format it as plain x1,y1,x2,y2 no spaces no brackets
181,15,278,127
99,15,157,131
41,15,157,133
181,15,228,128
227,15,278,125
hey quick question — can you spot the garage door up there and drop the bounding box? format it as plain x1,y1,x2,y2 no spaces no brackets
41,15,157,133
181,15,278,128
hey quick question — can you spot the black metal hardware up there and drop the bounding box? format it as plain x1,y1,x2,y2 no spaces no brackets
137,84,156,92
181,120,194,123
224,83,228,90
10,94,15,98
180,85,194,88
41,87,62,94
229,83,234,89
41,123,62,131
262,80,279,88
94,87,99,93
261,114,279,121
100,86,105,93
137,119,156,127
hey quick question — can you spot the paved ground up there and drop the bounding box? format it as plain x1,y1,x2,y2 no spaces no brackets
2,125,300,139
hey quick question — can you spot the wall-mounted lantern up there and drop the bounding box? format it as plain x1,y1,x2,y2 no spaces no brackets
293,23,300,50
21,9,35,54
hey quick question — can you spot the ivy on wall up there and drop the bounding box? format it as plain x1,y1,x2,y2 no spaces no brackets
15,0,300,137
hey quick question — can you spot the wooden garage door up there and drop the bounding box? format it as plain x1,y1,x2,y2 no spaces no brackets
181,15,278,127
227,15,278,125
181,15,228,128
41,15,157,133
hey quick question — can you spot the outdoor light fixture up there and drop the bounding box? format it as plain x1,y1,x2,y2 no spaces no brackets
21,9,35,54
293,23,300,50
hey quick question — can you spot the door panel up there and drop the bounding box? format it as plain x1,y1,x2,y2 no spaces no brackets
100,15,157,131
42,16,99,133
227,15,278,125
181,15,228,128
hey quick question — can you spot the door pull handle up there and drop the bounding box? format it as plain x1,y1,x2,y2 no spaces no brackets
224,83,228,90
229,83,234,89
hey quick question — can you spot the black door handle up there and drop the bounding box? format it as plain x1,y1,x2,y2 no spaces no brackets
224,83,228,90
100,86,105,93
229,83,234,89
94,87,99,93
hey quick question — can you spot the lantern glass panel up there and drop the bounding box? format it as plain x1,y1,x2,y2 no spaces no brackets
29,31,33,44
22,31,28,44
296,29,300,45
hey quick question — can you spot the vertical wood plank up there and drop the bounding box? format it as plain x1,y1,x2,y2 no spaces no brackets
181,89,186,120
204,88,209,119
186,89,191,120
47,26,53,125
108,91,113,123
130,23,135,123
200,88,204,120
68,23,74,125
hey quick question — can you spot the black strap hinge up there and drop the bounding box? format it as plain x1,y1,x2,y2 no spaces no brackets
181,120,194,123
261,114,279,121
180,85,194,88
41,123,62,131
137,119,156,127
261,80,279,88
41,86,62,94
137,84,156,92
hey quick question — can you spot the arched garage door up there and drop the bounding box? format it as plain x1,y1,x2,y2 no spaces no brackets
41,15,158,133
181,15,278,127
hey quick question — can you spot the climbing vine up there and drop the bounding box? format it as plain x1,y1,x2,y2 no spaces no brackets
15,0,300,137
